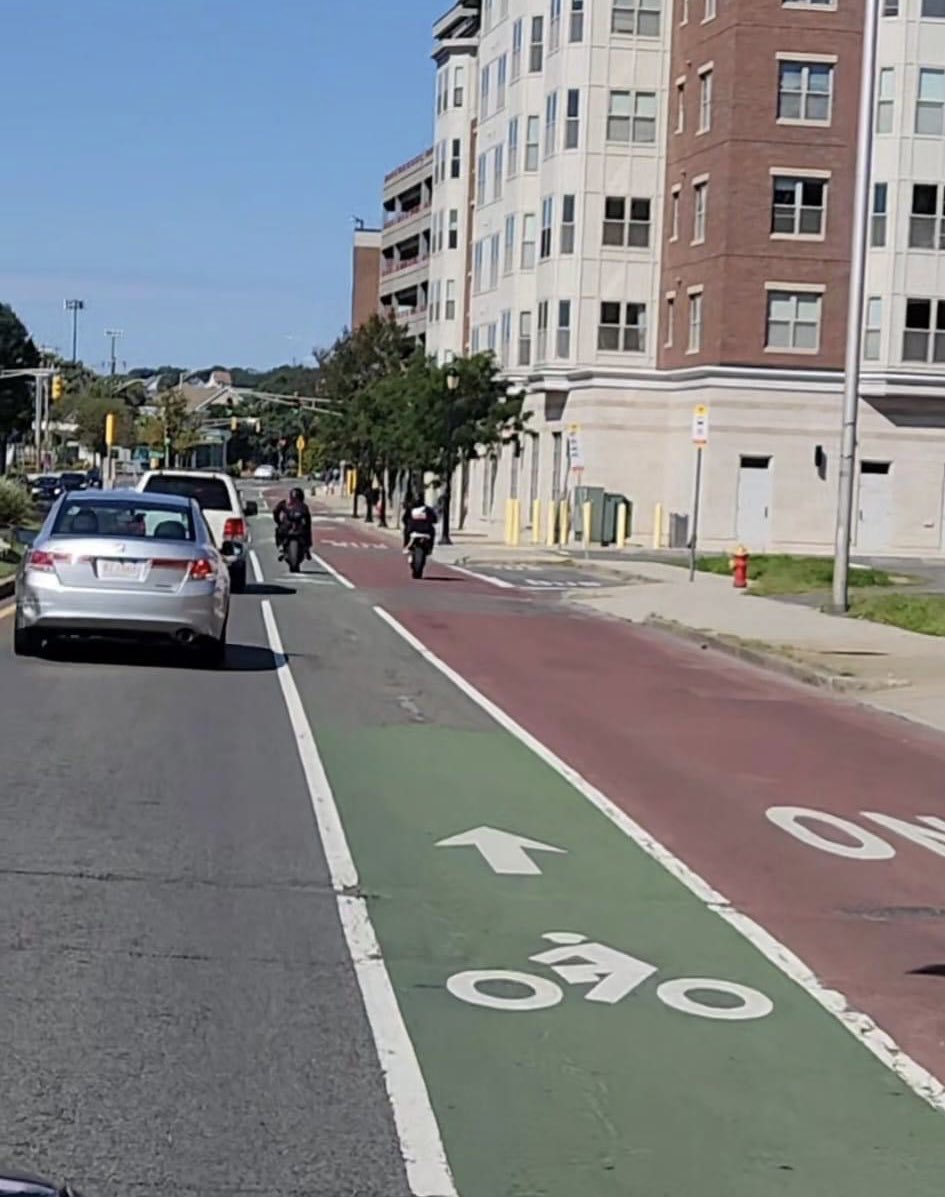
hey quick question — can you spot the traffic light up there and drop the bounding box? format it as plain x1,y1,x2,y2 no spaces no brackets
51,375,63,401
104,412,116,448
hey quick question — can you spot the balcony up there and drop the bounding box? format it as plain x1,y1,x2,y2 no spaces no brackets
384,201,432,229
381,253,430,279
384,148,434,187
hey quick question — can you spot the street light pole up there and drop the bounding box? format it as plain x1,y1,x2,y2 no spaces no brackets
65,299,85,363
105,328,123,378
440,366,460,546
832,0,880,613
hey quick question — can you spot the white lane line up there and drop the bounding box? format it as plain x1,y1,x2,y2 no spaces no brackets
371,604,945,1115
310,548,356,590
450,565,515,590
261,600,456,1197
249,550,265,584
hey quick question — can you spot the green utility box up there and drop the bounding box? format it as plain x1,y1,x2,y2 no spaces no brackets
573,485,605,542
602,492,632,544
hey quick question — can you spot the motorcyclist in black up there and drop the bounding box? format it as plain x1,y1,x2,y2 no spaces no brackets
402,491,437,554
274,486,313,560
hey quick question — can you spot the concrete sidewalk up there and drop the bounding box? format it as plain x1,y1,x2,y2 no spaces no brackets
311,490,945,735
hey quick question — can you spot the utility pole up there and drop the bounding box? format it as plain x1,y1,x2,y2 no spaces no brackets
65,299,85,363
105,329,123,378
831,0,879,614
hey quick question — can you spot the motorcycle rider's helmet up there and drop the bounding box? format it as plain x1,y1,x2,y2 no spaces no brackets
289,487,305,504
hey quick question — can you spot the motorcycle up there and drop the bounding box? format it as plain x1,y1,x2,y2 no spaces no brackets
407,531,433,579
279,510,308,574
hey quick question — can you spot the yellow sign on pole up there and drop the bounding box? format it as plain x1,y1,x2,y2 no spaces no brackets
296,435,306,452
104,412,116,448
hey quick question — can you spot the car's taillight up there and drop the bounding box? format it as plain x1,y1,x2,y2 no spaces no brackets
223,518,246,540
189,558,217,581
25,549,57,573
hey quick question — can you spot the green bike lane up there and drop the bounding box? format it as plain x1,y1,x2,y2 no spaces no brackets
253,539,945,1196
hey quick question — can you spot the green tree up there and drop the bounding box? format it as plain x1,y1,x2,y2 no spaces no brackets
0,303,40,473
68,385,135,458
136,387,200,465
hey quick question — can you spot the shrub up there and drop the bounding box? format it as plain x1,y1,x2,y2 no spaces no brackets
0,477,32,527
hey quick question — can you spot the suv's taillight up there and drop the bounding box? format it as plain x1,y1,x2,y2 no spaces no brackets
223,518,246,540
189,558,217,581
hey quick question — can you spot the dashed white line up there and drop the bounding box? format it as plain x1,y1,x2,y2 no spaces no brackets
450,565,515,589
249,550,265,584
261,600,456,1197
370,603,945,1116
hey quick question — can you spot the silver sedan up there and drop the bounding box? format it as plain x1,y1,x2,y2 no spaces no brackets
14,489,231,666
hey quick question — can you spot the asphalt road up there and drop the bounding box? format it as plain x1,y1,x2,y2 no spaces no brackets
6,499,945,1195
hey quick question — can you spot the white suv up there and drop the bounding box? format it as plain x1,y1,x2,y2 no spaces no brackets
137,469,255,592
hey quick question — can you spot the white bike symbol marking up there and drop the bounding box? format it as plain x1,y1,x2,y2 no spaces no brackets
446,932,774,1021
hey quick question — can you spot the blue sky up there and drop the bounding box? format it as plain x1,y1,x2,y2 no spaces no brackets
0,0,441,370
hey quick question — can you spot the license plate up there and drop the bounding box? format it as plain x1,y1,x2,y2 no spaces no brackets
98,559,144,581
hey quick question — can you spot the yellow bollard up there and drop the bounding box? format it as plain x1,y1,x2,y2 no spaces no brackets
546,500,557,546
509,498,521,547
652,502,663,550
532,499,541,545
503,499,513,545
559,499,570,545
582,501,593,548
616,502,628,548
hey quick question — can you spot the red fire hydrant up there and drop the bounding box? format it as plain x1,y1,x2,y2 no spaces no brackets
731,545,750,589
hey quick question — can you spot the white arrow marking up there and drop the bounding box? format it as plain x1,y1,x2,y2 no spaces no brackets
436,826,567,875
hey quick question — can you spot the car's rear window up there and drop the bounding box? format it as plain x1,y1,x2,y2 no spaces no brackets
142,474,232,511
52,500,196,542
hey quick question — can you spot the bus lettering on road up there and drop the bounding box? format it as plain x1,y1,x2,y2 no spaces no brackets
767,806,945,861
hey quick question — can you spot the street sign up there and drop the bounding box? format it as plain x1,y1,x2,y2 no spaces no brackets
567,424,583,471
691,404,709,447
296,434,306,453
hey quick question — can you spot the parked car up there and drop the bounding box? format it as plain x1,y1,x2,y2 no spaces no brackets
253,464,276,480
136,469,256,592
13,490,230,666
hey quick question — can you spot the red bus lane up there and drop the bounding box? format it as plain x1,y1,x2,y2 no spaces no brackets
310,518,945,1083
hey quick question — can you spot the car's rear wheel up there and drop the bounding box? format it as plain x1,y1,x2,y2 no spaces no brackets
13,625,41,658
230,560,247,594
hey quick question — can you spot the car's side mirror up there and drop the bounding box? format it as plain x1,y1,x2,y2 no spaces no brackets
244,500,258,517
14,528,36,547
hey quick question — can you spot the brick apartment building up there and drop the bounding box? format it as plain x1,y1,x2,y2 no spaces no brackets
354,0,945,555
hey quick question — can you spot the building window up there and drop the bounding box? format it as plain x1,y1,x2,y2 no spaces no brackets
557,300,572,357
537,301,549,360
681,0,689,19
766,289,823,352
607,90,657,143
497,55,508,110
550,0,562,49
530,15,544,71
704,0,716,17
603,196,651,246
508,117,519,175
883,0,899,12
512,18,523,78
676,80,685,133
916,69,945,135
484,0,494,30
451,139,462,179
670,187,680,240
448,208,458,249
771,176,827,236
454,65,465,107
612,0,662,36
500,310,513,365
871,182,888,246
598,302,647,352
688,291,703,352
525,115,541,170
909,183,945,248
430,281,440,322
545,90,559,156
477,152,488,205
489,233,501,289
481,65,491,119
540,195,554,258
522,213,537,268
692,180,708,243
493,146,504,200
504,214,516,272
864,297,881,360
519,310,533,365
436,70,447,117
565,89,581,148
560,195,576,253
876,67,895,132
904,298,945,361
664,293,676,348
445,280,457,321
698,68,713,132
778,61,834,124
570,0,585,40
922,0,945,15
473,240,484,293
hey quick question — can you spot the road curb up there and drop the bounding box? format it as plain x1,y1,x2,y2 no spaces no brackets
643,615,903,693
